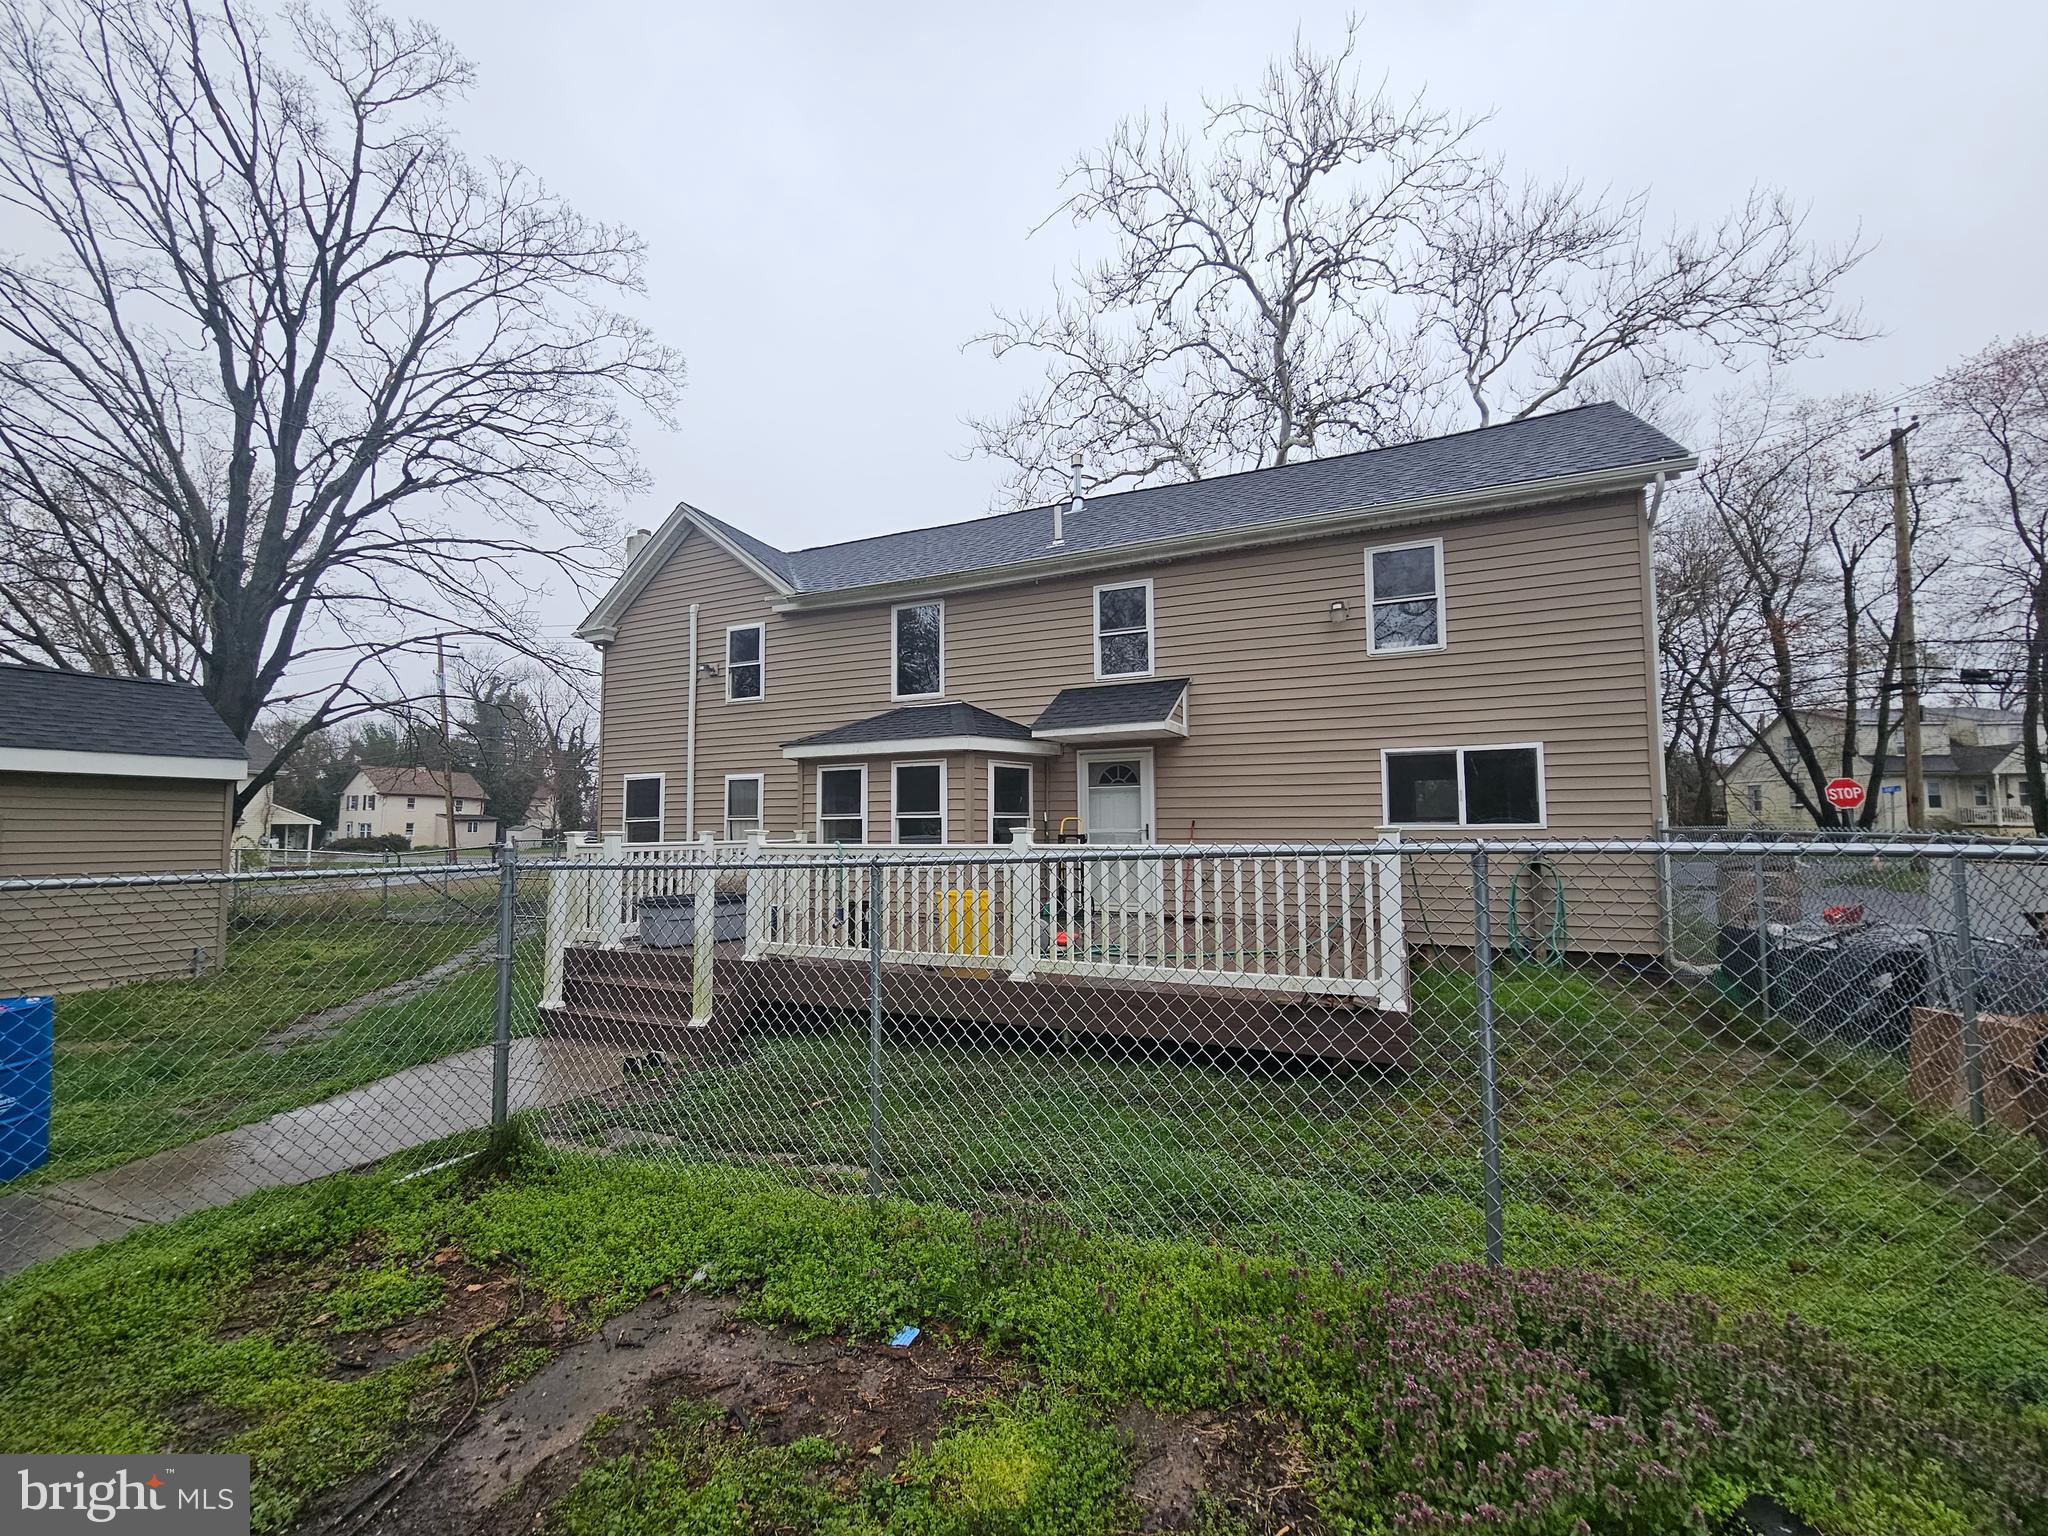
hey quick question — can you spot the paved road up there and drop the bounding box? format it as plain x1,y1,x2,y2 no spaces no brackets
0,1036,632,1280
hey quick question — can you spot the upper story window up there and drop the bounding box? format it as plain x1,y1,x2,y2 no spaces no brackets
346,794,359,810
893,601,944,699
1366,538,1446,655
727,623,764,701
623,774,664,843
406,796,416,809
1383,744,1544,828
818,765,866,844
1095,579,1153,678
364,794,377,810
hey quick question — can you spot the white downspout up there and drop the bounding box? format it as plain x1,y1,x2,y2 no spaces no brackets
685,601,700,840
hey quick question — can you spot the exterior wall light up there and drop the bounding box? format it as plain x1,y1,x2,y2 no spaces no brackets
1328,599,1349,624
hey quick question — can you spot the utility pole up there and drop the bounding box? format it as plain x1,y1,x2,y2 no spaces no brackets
436,634,457,857
1860,418,1924,829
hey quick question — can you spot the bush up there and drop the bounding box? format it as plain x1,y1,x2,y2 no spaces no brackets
322,834,411,853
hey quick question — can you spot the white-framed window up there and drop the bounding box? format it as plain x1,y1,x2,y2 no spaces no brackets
1743,784,1763,816
817,765,867,844
1094,578,1153,678
346,794,359,810
892,600,944,699
725,773,764,839
623,774,664,843
406,796,416,809
1365,537,1447,655
989,761,1033,843
365,794,377,810
466,821,479,834
727,623,764,702
1382,743,1545,828
892,760,946,845
404,822,415,836
1974,781,1991,807
1928,785,1945,810
453,798,465,812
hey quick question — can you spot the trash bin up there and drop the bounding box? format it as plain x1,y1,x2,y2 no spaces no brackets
0,995,53,1182
638,893,747,948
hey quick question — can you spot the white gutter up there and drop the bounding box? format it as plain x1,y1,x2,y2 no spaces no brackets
769,456,1697,614
685,601,700,838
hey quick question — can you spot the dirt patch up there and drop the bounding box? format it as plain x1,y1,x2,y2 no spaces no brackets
312,1290,1009,1536
1121,1402,1318,1533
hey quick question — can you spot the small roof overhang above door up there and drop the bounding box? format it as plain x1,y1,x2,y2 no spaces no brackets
1031,678,1190,745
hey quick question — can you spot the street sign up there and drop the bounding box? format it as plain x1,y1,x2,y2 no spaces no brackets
1824,777,1866,811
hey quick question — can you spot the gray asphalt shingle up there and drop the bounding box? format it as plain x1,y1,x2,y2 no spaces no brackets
1033,678,1190,733
0,664,245,763
784,701,1035,749
732,403,1688,595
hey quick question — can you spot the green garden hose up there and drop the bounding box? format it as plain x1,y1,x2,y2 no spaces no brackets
1507,856,1568,966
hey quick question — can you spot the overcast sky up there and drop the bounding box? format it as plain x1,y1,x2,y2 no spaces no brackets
391,0,2046,636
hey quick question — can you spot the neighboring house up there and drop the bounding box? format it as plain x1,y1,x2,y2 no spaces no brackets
0,663,245,993
230,738,320,853
332,765,498,848
1723,705,2036,832
578,404,1692,913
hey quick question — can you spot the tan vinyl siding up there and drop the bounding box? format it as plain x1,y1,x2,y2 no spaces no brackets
0,771,233,994
597,491,1663,945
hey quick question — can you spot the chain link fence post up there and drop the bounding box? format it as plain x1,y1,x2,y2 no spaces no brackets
1754,850,1771,1016
1949,856,1987,1131
491,841,517,1139
866,856,884,1202
1471,841,1505,1268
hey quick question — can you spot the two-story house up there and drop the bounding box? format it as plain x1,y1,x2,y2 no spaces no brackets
333,765,498,849
578,404,1692,866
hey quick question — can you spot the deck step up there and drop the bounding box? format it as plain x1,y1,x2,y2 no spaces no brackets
540,1003,738,1053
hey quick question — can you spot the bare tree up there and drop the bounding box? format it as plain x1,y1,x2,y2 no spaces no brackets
1655,486,1753,824
0,0,680,811
1695,386,1946,826
1936,336,2048,830
969,23,1865,505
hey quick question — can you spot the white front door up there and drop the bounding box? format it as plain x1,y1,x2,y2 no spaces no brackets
1079,750,1161,916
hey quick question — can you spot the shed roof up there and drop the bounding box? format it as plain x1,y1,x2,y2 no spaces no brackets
0,663,245,780
782,702,1057,760
1033,678,1190,735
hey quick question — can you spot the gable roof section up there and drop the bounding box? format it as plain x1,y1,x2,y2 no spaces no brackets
355,765,489,802
783,702,1058,760
581,403,1694,637
0,664,246,781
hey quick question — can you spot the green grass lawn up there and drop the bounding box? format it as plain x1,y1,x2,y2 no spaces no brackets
0,1145,2042,1534
550,961,2048,1402
21,912,523,1186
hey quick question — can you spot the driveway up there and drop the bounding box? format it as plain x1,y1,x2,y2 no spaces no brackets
0,1035,632,1280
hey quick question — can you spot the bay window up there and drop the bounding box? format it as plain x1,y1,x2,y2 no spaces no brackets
893,761,945,844
817,765,866,844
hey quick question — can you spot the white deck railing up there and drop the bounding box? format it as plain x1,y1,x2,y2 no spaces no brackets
542,832,1407,1013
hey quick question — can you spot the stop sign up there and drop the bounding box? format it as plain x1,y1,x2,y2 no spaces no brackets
1824,777,1866,811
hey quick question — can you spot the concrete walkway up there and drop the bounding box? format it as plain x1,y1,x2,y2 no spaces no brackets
0,1037,632,1280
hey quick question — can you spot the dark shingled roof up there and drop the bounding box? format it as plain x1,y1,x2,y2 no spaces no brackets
0,663,246,763
1869,744,2016,777
1033,678,1190,734
738,404,1688,595
784,701,1035,749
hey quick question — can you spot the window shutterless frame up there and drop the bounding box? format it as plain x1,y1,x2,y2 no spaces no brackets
1363,536,1448,656
1379,742,1547,829
891,600,945,700
890,759,948,845
725,622,764,702
815,764,867,844
1093,577,1154,679
988,759,1034,843
723,772,765,839
622,772,665,843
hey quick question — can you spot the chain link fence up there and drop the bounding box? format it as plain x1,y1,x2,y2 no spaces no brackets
5,836,2047,1385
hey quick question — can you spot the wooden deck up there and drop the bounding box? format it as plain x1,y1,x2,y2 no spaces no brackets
544,941,1414,1066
